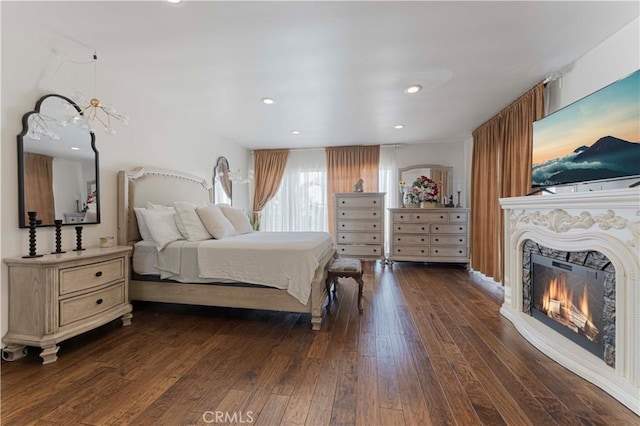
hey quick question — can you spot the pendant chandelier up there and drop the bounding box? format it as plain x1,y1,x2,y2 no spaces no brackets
66,53,129,135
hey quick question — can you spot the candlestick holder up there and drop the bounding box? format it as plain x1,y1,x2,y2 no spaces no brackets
73,226,85,251
51,220,66,254
23,211,43,258
456,191,461,208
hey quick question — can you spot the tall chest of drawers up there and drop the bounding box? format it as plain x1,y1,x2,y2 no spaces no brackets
388,207,469,265
2,246,133,364
334,192,386,262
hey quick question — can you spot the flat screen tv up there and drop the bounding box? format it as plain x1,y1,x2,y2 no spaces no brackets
531,70,640,188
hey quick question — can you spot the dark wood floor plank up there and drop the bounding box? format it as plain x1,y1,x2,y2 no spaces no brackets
2,264,637,425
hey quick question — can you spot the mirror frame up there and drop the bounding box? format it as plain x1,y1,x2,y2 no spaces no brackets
17,94,100,228
398,163,453,206
214,156,232,204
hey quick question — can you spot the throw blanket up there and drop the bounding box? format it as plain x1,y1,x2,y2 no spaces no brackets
197,232,334,304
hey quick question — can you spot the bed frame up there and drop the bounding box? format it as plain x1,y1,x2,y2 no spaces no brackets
117,167,334,330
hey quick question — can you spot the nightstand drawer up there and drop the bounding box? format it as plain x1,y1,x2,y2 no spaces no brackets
337,208,382,220
337,232,382,244
59,258,125,295
59,282,125,326
393,246,428,256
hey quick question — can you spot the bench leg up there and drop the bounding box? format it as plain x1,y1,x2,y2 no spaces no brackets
357,274,364,313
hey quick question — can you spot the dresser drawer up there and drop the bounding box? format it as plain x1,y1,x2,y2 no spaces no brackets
394,235,428,245
59,258,125,295
337,208,382,220
431,224,467,234
393,212,447,223
431,235,467,246
430,247,468,258
337,220,381,232
449,212,468,223
394,223,429,233
392,246,428,257
59,282,125,326
337,244,383,257
337,232,382,244
336,196,382,208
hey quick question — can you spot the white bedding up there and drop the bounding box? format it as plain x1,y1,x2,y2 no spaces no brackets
133,232,334,305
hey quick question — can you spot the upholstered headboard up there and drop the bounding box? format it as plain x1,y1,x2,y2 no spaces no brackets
117,167,213,246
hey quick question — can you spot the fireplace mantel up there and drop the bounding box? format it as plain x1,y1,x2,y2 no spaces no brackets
499,188,639,414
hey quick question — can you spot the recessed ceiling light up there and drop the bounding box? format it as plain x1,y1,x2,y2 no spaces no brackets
291,130,301,135
70,147,80,150
261,97,275,105
394,125,405,129
404,85,422,94
166,0,182,4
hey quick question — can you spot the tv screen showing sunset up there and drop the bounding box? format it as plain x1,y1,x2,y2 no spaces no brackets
532,70,640,188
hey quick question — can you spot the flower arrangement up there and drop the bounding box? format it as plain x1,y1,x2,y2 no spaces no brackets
405,175,438,204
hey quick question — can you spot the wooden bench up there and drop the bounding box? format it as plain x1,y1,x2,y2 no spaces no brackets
326,258,364,313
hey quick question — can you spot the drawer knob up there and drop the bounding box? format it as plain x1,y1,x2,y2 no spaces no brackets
421,238,424,242
459,239,463,242
435,227,439,231
373,236,377,240
373,249,377,253
421,250,424,253
421,227,425,231
342,200,345,204
96,298,103,305
398,238,401,241
373,224,376,228
435,238,439,242
459,227,463,231
435,250,439,253
341,212,345,216
95,271,103,277
342,224,345,227
341,236,345,239
400,215,404,219
440,215,444,219
456,216,460,219
459,250,463,254
373,200,377,204
373,212,376,216
417,215,420,219
398,249,401,252
341,248,345,252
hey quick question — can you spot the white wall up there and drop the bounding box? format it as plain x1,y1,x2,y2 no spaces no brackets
1,19,250,338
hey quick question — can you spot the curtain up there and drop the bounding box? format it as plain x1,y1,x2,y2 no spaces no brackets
24,152,55,224
252,149,289,228
379,145,398,257
262,149,328,232
470,83,545,283
431,168,448,203
326,145,380,236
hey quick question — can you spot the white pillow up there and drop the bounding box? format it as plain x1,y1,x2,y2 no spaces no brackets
173,201,212,241
133,207,153,241
140,208,184,250
196,204,237,239
219,205,253,234
146,201,175,211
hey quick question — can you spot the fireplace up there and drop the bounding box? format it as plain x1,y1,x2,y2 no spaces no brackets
499,188,639,414
531,253,604,359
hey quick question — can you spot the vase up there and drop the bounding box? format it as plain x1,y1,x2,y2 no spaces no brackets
419,201,435,209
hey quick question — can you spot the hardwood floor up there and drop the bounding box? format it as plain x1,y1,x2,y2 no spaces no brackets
2,262,638,425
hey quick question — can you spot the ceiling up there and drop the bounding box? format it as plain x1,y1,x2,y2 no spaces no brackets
3,1,638,149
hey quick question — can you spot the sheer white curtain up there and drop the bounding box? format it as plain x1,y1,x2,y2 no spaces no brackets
262,149,328,232
379,145,398,257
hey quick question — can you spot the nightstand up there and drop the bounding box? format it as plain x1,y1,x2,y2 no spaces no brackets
2,246,133,364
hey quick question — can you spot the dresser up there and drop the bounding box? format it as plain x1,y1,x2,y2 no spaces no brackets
2,246,133,364
388,207,469,265
334,192,386,262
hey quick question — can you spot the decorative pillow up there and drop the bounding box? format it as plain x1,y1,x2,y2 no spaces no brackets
140,208,184,250
219,205,253,234
196,204,237,239
173,201,212,241
133,207,153,241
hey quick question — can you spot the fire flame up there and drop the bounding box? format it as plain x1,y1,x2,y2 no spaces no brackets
541,273,593,326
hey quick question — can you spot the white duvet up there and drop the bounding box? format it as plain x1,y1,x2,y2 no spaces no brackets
143,232,334,305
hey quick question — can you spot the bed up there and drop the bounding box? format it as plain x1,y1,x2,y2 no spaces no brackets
117,167,336,330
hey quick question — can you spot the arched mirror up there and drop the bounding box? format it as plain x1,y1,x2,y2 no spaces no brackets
214,156,232,205
398,164,453,206
18,94,99,227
